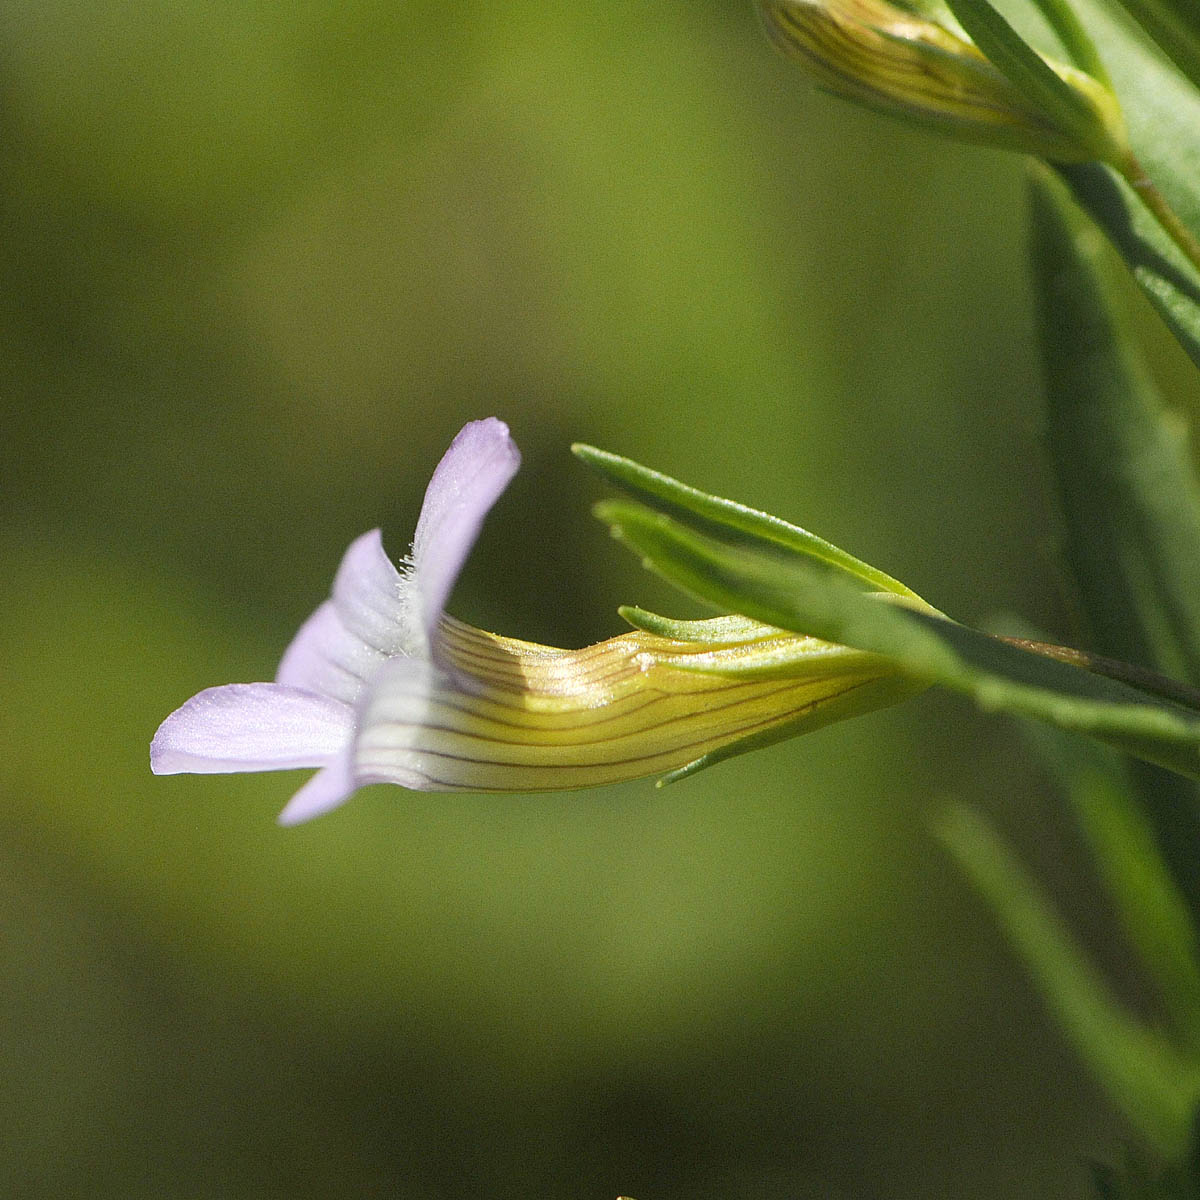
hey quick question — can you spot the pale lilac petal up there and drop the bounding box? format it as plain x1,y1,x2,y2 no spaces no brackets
412,418,520,651
352,657,445,791
275,599,386,705
330,529,420,656
152,419,523,823
275,530,418,704
276,747,357,826
150,684,353,775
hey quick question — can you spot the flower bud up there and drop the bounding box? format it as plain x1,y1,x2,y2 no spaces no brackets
759,0,1126,164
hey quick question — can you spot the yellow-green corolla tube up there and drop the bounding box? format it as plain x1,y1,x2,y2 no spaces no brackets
758,0,1125,163
355,614,925,792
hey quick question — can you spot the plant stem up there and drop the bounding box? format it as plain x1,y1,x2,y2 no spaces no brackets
1116,150,1200,276
997,634,1200,713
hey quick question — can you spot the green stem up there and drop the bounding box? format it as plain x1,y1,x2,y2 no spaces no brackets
997,634,1200,713
1116,150,1200,277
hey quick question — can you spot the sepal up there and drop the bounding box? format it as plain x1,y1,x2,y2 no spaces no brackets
573,442,923,599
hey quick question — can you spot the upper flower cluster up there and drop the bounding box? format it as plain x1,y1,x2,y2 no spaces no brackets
152,419,913,824
758,0,1127,165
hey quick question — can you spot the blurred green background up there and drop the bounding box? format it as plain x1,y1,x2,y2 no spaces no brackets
0,0,1155,1195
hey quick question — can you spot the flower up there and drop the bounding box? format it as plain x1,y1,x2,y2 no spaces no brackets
152,418,916,824
757,0,1125,164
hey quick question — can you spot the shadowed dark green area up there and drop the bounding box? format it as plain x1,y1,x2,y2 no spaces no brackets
0,0,1180,1195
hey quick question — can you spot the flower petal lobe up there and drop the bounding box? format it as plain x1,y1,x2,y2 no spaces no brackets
276,748,357,825
275,599,386,704
150,683,353,774
331,529,417,656
412,418,520,654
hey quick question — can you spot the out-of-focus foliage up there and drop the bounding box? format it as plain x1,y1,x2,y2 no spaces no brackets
0,0,1168,1195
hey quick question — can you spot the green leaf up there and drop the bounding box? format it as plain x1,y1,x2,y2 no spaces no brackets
591,492,1200,781
1023,724,1200,1052
936,803,1200,1159
1031,176,1200,932
1109,0,1200,96
572,442,923,599
1058,161,1200,370
1026,0,1111,85
1032,176,1200,688
943,0,1121,157
1058,0,1200,367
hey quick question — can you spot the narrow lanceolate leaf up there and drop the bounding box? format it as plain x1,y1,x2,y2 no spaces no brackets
1032,177,1200,928
572,443,922,599
592,494,1200,781
1110,0,1200,96
936,804,1200,1159
1023,724,1200,1053
1032,177,1200,688
1025,0,1111,86
942,0,1125,160
1060,160,1200,370
1058,0,1200,368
